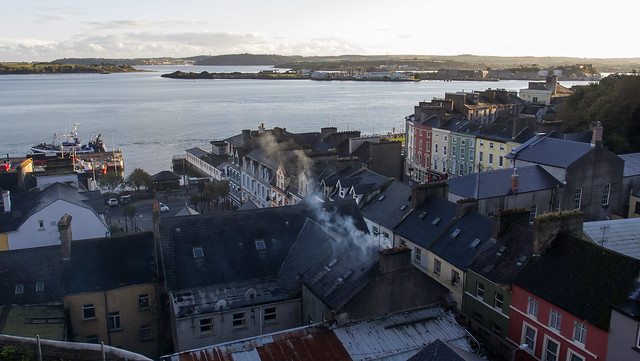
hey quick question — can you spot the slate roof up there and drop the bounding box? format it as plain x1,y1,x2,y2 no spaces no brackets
0,245,64,306
0,183,104,233
360,180,412,230
64,232,157,295
428,210,493,270
280,219,377,311
408,339,485,361
547,131,592,143
612,299,640,321
161,306,472,361
394,197,457,249
186,147,227,168
160,200,367,291
467,222,533,286
0,305,65,341
185,147,209,159
153,170,181,182
514,234,640,330
506,135,593,168
583,218,640,260
512,127,536,144
619,152,640,177
444,165,561,199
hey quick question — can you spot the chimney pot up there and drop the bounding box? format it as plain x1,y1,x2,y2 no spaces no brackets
511,168,519,193
2,190,10,212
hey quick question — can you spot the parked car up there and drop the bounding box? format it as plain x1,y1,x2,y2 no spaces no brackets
159,203,169,213
107,198,119,206
120,195,131,205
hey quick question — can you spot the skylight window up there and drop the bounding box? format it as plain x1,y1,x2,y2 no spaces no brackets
193,247,204,258
451,229,461,238
327,259,338,268
255,240,266,250
418,211,428,220
470,238,481,248
432,217,441,225
378,195,386,201
400,205,408,211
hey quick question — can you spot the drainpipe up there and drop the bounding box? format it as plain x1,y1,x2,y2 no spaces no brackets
104,291,111,346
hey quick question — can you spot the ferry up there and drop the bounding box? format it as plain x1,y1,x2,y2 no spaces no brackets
30,124,107,154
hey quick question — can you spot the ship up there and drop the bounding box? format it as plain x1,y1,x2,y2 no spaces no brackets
30,123,107,154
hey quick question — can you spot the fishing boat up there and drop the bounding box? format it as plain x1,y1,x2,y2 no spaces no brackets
30,123,107,154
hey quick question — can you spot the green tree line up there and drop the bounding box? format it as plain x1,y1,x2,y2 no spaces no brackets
558,74,640,153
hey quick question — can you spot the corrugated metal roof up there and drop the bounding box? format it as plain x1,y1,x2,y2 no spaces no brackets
162,307,471,361
583,218,640,260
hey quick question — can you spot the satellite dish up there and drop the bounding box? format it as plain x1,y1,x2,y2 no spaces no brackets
245,288,257,302
215,299,227,311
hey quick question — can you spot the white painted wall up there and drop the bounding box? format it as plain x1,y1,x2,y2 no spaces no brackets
8,199,108,250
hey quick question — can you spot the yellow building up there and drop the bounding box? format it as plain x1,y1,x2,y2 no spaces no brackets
476,136,512,171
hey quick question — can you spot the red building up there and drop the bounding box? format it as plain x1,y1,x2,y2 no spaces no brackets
508,232,640,361
407,118,433,183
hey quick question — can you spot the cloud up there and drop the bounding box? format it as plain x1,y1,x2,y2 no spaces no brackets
87,20,212,30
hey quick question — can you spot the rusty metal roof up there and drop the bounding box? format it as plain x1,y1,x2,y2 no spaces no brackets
162,306,471,361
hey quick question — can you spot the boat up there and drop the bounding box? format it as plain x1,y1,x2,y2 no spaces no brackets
30,124,107,154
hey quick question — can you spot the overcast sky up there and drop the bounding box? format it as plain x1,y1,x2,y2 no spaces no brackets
1,0,633,62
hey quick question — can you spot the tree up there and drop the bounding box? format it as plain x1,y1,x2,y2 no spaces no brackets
123,204,137,233
126,168,153,191
189,193,201,212
98,172,124,194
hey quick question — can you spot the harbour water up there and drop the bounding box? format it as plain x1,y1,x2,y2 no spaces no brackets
0,65,594,176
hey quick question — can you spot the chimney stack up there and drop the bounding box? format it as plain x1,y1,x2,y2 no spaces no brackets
456,198,477,218
379,247,412,274
411,182,449,210
591,122,604,147
533,210,583,255
58,214,72,260
492,208,530,239
510,168,519,194
2,190,10,212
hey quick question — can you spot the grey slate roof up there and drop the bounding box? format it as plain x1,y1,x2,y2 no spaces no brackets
280,218,377,311
619,152,640,177
408,339,485,361
429,210,493,270
0,246,63,306
583,218,640,260
160,200,367,291
0,183,104,233
444,165,561,199
152,170,180,182
514,234,640,330
612,299,640,321
467,222,533,286
360,180,412,230
64,232,157,295
393,197,457,249
506,135,593,168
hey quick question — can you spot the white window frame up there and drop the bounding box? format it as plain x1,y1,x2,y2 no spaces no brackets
521,322,537,354
543,335,560,361
574,188,582,210
451,269,460,287
264,307,277,322
494,292,504,310
567,349,586,361
138,294,150,309
107,311,121,331
433,258,441,276
414,247,422,262
549,309,562,332
489,153,493,165
82,304,96,320
199,317,214,335
15,284,24,295
232,312,246,329
602,183,610,206
573,321,587,345
35,281,44,292
476,282,484,298
527,296,539,319
499,155,504,168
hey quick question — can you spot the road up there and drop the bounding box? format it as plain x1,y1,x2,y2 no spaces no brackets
105,191,193,233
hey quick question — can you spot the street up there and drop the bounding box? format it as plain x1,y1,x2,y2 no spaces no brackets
105,191,193,233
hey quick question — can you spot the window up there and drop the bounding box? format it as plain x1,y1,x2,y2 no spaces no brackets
527,296,539,318
549,309,562,331
459,162,464,175
232,312,246,328
451,159,456,175
372,225,379,234
434,258,441,276
85,335,98,344
544,337,559,361
107,312,121,330
568,350,586,361
383,231,390,239
488,154,493,165
140,325,153,341
443,145,447,155
474,311,483,323
451,270,460,287
434,144,438,154
138,294,150,309
193,247,204,258
492,322,501,335
637,324,640,348
15,284,24,295
414,247,422,262
452,145,456,157
460,148,465,159
476,282,484,298
530,204,537,224
264,307,277,322
35,282,44,292
469,149,474,161
523,324,537,352
499,156,504,167
494,292,504,310
602,183,610,206
489,142,494,149
480,140,485,147
444,136,447,142
571,187,585,210
199,318,214,334
468,164,474,174
479,151,483,162
82,304,96,320
461,139,466,146
499,144,505,151
38,220,44,228
573,321,587,344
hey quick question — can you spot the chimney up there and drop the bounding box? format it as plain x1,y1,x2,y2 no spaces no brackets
456,198,477,218
379,246,412,274
510,168,519,194
58,214,72,260
411,182,449,210
546,76,558,95
492,208,530,239
321,127,337,140
591,122,604,147
2,190,10,212
533,210,583,255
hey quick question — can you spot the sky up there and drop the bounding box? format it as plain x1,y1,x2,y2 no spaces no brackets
0,0,634,62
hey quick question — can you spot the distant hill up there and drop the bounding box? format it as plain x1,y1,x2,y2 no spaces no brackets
52,54,640,73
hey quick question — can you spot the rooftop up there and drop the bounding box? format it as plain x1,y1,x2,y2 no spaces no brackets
583,218,640,260
619,152,640,177
360,180,412,230
506,135,594,168
394,197,457,249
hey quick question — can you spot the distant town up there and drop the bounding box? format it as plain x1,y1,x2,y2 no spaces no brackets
1,72,640,361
